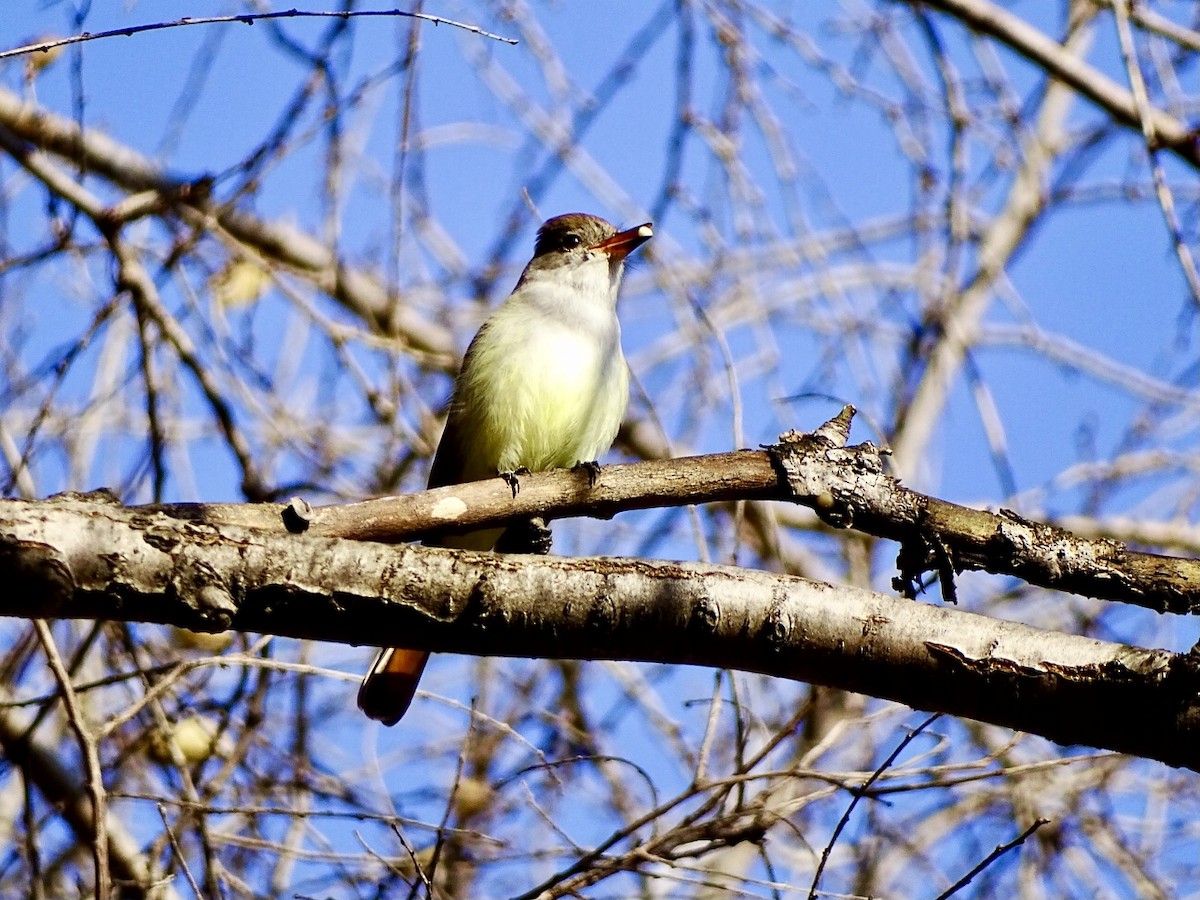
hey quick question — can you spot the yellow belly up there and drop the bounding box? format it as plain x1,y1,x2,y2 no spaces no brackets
445,309,628,480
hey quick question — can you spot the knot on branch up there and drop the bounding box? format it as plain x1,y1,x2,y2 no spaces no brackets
767,406,890,529
770,408,968,604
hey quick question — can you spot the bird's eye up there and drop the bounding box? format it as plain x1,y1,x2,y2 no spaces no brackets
560,234,582,250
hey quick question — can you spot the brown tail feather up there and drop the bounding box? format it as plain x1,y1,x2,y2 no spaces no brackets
358,517,500,725
357,647,430,726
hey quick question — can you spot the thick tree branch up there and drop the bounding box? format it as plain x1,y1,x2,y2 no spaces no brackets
145,422,1200,614
2,493,1199,771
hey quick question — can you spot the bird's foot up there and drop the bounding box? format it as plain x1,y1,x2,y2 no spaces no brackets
495,516,553,555
575,460,602,487
499,467,531,498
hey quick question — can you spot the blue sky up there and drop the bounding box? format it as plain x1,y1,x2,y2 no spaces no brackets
3,3,1198,895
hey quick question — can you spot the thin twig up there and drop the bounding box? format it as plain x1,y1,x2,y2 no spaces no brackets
421,695,481,899
807,713,940,900
919,0,1200,168
0,9,516,61
1110,0,1200,308
934,817,1051,899
693,671,725,785
158,804,203,899
33,620,111,900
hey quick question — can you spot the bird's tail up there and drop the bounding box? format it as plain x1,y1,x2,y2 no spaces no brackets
357,647,430,726
357,528,498,725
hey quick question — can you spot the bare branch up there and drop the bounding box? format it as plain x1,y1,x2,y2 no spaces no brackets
0,9,516,62
918,0,1200,168
0,690,182,899
2,492,1198,770
139,435,1200,614
33,620,110,900
934,817,1051,899
0,86,455,358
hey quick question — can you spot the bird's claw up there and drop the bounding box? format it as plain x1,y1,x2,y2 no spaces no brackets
575,460,602,487
500,467,531,498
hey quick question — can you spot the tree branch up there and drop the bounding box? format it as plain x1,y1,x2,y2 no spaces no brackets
2,491,1199,770
0,86,455,358
0,694,182,900
918,0,1200,168
142,424,1200,614
0,10,517,62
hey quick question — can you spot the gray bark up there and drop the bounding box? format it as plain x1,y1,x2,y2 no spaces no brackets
3,491,1198,770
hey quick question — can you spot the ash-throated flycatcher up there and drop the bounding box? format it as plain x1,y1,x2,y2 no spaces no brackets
358,213,653,725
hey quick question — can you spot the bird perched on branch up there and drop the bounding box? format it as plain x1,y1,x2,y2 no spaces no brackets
358,212,653,725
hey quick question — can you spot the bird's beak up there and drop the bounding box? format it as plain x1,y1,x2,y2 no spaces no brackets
593,223,653,260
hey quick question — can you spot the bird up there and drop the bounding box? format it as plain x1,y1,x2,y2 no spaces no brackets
357,212,653,725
